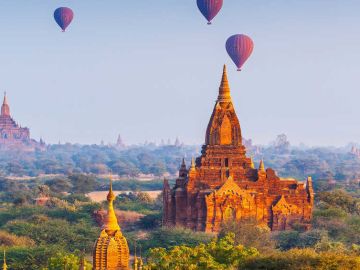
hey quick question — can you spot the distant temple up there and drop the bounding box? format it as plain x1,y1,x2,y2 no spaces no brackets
93,180,130,270
116,134,126,149
0,93,44,151
163,66,314,232
351,145,360,158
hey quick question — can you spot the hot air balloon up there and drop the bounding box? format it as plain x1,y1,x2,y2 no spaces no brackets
197,0,223,25
54,7,74,32
226,34,254,71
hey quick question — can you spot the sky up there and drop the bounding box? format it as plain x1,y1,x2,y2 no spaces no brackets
0,0,359,146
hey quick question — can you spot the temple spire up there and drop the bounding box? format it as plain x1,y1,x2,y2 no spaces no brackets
103,178,120,234
133,242,138,270
250,157,255,169
218,65,231,102
1,92,10,116
259,159,265,172
190,157,196,171
2,250,7,270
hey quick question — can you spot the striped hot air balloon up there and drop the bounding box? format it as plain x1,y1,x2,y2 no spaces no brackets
197,0,223,25
54,7,74,32
226,34,254,71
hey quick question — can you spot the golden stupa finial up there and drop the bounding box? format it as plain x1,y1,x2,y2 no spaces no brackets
2,250,7,270
250,157,255,169
103,177,120,234
218,65,231,101
259,159,265,172
190,157,196,171
133,241,138,270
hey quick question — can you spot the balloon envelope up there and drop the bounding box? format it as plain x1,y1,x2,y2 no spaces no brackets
197,0,223,24
54,7,74,32
226,34,254,71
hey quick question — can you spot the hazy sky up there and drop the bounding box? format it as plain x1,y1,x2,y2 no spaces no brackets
0,1,359,146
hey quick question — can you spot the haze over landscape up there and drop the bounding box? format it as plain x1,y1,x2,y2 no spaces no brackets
1,1,360,270
0,0,359,146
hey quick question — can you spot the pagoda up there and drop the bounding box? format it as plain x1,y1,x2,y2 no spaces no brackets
163,65,314,232
0,93,44,150
93,180,130,270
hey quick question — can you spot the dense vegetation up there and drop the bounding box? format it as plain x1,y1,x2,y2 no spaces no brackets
0,136,360,269
0,136,360,189
0,172,359,269
0,143,197,177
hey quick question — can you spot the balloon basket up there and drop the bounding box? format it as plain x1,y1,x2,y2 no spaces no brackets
237,68,242,72
207,21,212,25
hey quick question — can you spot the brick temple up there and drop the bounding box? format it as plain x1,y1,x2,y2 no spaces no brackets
0,93,44,151
163,66,314,232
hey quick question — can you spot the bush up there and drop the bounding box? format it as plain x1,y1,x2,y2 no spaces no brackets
241,248,360,270
0,230,35,247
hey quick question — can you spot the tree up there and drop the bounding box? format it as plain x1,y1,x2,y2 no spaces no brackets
68,174,96,194
219,218,274,252
45,178,73,193
145,233,259,270
47,253,91,270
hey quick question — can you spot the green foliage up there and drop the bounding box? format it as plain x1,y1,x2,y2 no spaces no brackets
138,212,162,230
47,253,80,270
110,179,166,192
45,178,73,193
114,192,161,215
241,248,360,270
145,233,259,270
0,144,198,177
68,174,96,194
4,217,97,252
274,230,328,250
318,190,360,215
4,246,60,270
46,252,92,270
219,218,274,252
138,227,214,253
0,230,35,247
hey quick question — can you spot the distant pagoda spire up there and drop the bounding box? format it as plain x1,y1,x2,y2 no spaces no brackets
2,250,7,270
1,92,10,116
218,65,231,102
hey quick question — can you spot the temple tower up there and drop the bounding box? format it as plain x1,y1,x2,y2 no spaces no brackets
93,180,129,270
1,93,10,117
163,65,314,232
